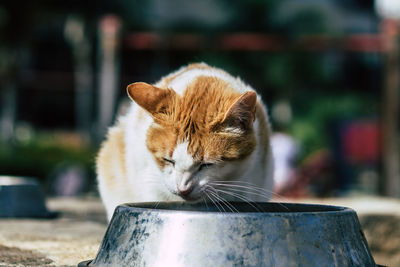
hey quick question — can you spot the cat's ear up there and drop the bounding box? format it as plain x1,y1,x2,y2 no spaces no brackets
222,91,257,131
127,82,175,115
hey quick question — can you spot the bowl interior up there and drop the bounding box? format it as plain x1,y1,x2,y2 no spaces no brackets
124,201,347,213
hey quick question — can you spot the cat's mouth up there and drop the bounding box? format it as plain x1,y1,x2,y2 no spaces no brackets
175,180,202,201
175,189,202,202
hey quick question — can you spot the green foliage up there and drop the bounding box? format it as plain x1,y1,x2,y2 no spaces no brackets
264,54,293,90
289,93,377,159
0,133,96,182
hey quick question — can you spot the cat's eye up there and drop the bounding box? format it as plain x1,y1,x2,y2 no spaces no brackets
199,163,214,171
162,157,175,166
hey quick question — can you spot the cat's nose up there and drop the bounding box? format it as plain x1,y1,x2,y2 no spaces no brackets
178,187,192,196
177,181,193,196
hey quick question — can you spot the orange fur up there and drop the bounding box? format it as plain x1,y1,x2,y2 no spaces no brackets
139,76,258,166
97,124,127,190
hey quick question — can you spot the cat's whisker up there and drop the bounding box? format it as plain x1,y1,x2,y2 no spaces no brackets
203,190,223,213
202,196,209,211
211,188,262,212
153,201,161,209
209,183,290,211
212,180,276,193
205,186,236,213
203,190,219,210
211,181,273,194
212,180,291,202
209,182,273,199
207,190,238,213
213,185,272,200
207,191,228,213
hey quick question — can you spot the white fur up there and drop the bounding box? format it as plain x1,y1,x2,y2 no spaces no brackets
98,63,274,219
161,141,197,196
172,142,194,171
156,66,253,95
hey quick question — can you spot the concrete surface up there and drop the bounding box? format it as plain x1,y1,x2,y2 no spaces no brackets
0,196,399,266
0,198,107,267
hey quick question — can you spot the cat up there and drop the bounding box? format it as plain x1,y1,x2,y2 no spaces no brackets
96,63,274,220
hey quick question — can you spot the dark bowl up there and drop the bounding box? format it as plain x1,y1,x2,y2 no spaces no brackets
0,176,55,218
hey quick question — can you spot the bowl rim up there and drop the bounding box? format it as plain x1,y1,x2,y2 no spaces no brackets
117,201,354,216
0,175,39,186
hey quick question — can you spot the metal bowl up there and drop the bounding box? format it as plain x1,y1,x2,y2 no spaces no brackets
81,202,377,267
0,176,55,218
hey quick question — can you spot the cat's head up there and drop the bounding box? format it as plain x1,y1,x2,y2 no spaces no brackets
127,76,257,201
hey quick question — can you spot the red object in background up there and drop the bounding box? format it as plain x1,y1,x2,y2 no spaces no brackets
274,149,335,198
342,120,380,164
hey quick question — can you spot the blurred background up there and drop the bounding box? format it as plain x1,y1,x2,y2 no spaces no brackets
0,0,399,199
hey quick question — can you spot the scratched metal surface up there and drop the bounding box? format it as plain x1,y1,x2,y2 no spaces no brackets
87,202,377,267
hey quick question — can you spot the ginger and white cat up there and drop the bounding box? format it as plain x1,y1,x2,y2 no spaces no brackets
97,63,274,219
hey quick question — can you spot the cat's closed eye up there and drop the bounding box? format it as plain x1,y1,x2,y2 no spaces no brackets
162,157,175,166
198,163,214,171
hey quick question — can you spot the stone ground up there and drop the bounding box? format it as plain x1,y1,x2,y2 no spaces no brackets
0,198,107,267
0,196,399,267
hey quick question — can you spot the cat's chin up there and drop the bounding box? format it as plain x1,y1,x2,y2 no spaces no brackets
176,194,202,202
